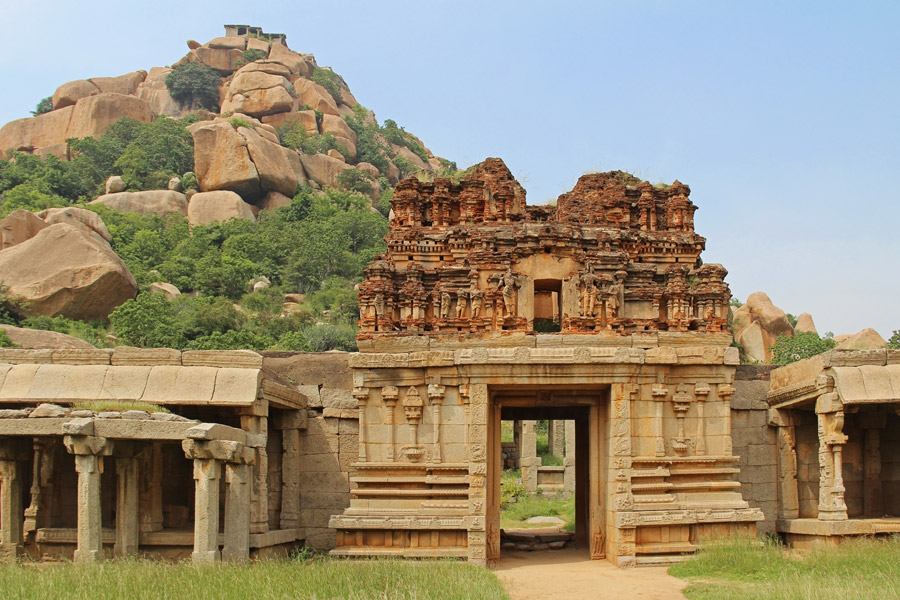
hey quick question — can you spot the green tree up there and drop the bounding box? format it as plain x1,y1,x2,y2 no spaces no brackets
109,293,183,348
770,332,836,365
337,168,374,195
31,97,53,117
165,62,222,111
889,330,900,350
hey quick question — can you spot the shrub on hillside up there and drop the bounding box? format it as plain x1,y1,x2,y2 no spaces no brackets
31,97,53,117
337,168,374,195
310,68,342,103
165,62,221,111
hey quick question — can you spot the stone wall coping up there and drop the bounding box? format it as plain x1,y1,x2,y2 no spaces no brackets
0,347,265,368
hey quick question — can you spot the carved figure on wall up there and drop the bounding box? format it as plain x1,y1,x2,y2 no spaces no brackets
606,280,620,319
455,289,468,318
495,269,520,317
470,285,483,318
577,268,602,317
440,290,452,318
374,293,385,318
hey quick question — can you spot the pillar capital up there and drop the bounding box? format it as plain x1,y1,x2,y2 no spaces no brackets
182,439,253,464
64,435,112,457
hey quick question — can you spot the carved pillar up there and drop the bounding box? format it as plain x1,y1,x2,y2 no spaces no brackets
652,384,668,457
520,421,539,493
816,406,848,521
672,386,692,455
0,441,29,561
428,384,445,463
718,384,736,455
138,443,163,533
22,440,47,536
769,409,799,520
64,434,113,563
353,388,370,462
274,411,303,530
114,446,140,557
563,420,576,493
240,411,268,534
222,463,251,562
694,383,710,456
382,386,399,462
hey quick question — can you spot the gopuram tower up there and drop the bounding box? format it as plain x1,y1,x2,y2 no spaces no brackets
330,158,762,566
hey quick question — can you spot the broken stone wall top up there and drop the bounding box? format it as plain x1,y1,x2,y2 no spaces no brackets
358,158,731,344
223,24,287,45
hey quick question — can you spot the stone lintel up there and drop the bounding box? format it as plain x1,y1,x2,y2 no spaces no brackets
272,409,305,431
186,422,247,444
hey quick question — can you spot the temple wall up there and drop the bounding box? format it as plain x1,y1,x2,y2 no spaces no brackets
730,365,778,535
262,352,358,550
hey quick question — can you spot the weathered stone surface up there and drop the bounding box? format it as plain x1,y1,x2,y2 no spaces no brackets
0,223,136,319
222,70,295,118
65,93,153,141
260,110,318,134
0,210,48,250
260,191,292,211
356,162,380,179
392,144,429,172
733,292,794,364
0,325,94,349
106,176,126,194
293,78,340,116
135,67,182,116
794,313,817,334
835,328,887,350
149,282,181,298
298,153,349,189
168,177,183,192
189,119,260,198
89,71,147,96
37,207,111,243
207,36,246,51
90,191,189,218
52,79,100,110
185,46,243,74
0,107,76,155
238,126,299,197
187,191,257,226
320,114,356,145
268,44,315,77
246,37,270,55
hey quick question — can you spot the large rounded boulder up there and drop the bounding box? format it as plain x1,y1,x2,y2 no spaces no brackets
0,223,137,320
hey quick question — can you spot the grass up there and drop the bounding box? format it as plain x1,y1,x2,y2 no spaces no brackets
0,556,508,600
71,400,169,413
669,536,900,599
500,469,575,533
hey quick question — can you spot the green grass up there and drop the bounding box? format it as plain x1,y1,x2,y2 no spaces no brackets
669,536,900,599
0,556,508,600
500,486,575,533
71,400,169,413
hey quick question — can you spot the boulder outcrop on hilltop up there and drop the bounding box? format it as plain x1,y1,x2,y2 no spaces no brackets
834,328,888,350
731,291,795,363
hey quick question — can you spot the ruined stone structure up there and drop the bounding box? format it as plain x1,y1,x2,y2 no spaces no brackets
0,349,305,563
332,160,763,566
767,348,900,546
223,25,287,45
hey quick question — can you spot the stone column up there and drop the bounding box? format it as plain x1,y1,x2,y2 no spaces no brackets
652,384,668,456
64,434,112,563
520,421,540,493
274,411,303,530
428,384,445,463
563,420,576,493
816,408,848,521
240,411,269,534
352,388,370,462
191,457,221,564
862,411,886,518
549,420,565,458
769,409,799,520
382,386,399,462
138,443,163,533
22,440,46,536
0,440,29,562
694,383,710,456
114,446,140,557
222,463,251,562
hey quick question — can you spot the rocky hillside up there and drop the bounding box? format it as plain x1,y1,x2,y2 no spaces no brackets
0,27,459,351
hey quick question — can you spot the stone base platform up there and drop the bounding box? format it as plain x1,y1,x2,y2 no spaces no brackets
778,518,900,549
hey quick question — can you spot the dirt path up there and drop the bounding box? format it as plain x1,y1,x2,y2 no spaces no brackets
493,548,687,600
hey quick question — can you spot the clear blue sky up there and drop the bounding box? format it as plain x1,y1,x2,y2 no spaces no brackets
1,1,898,339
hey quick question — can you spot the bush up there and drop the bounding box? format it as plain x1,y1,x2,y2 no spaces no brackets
302,322,357,352
771,331,836,365
31,97,53,116
336,168,374,195
0,329,19,348
165,62,221,111
889,330,899,350
229,117,252,129
310,68,342,103
277,122,348,159
242,48,266,63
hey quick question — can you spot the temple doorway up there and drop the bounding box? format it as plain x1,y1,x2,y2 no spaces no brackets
487,387,608,564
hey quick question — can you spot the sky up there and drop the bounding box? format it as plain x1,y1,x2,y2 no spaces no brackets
1,0,897,339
